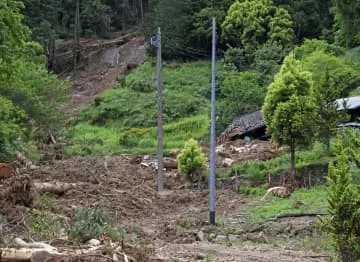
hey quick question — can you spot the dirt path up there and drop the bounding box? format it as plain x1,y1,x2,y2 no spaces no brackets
61,37,146,115
1,156,330,261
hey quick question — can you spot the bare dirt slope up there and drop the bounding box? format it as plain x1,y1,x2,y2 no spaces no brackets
1,156,329,261
62,37,146,115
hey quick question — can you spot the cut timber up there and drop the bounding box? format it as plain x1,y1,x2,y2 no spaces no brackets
0,164,13,181
34,182,76,196
0,249,60,262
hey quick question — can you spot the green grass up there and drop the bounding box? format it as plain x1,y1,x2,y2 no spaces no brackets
246,186,328,224
67,114,209,155
68,60,217,155
224,142,331,184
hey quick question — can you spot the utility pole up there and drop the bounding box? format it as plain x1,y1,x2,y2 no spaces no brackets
209,18,217,226
151,27,164,192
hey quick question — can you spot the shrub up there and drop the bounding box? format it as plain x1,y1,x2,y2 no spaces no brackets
177,138,207,186
68,207,124,242
319,130,360,261
29,195,68,241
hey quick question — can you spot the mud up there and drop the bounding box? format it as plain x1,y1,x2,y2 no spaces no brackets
0,156,331,261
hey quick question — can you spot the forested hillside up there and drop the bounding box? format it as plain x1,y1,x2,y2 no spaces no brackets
1,0,360,160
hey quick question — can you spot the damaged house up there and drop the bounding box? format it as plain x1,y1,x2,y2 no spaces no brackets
218,96,360,144
217,110,267,144
336,96,360,128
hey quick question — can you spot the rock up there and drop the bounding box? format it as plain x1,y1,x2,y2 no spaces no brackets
228,234,239,241
163,158,178,169
143,155,150,160
215,235,227,241
208,233,216,241
196,231,205,241
222,158,234,168
87,239,101,246
129,156,142,165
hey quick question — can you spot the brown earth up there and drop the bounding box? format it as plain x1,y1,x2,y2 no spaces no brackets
0,156,330,261
61,36,146,115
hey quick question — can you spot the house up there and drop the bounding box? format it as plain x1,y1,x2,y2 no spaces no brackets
217,110,267,144
218,96,360,144
336,96,360,127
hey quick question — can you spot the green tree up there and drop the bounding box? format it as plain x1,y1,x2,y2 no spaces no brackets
177,138,206,187
0,0,68,159
274,0,333,42
0,97,29,162
253,41,287,85
299,49,359,150
217,71,265,132
293,39,345,60
262,56,317,178
332,0,360,47
82,0,112,37
320,130,360,262
221,0,294,59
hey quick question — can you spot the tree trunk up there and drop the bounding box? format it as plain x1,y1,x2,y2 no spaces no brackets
139,0,144,21
290,141,296,184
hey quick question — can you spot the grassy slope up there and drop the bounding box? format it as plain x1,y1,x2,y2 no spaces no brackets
245,186,328,223
67,61,214,155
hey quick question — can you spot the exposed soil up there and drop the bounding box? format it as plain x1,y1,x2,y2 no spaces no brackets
61,36,146,115
0,156,330,261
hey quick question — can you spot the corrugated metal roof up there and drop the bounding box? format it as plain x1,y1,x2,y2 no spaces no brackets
336,96,360,110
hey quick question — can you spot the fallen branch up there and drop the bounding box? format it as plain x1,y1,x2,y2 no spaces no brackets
261,186,291,200
34,182,76,196
14,238,57,251
267,212,328,221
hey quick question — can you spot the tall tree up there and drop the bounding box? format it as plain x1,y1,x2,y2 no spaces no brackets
221,0,294,59
262,56,317,179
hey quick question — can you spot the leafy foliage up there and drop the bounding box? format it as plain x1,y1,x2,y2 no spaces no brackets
320,130,360,262
216,71,265,132
177,138,207,186
262,56,317,173
68,207,124,242
221,0,294,59
0,0,67,161
274,0,333,42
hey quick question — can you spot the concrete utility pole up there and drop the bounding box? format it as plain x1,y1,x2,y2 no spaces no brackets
209,18,217,226
151,27,164,192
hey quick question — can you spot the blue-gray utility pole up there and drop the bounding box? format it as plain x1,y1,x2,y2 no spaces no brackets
151,27,163,192
209,18,217,226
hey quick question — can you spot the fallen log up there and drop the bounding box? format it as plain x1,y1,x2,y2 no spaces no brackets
0,249,61,262
33,182,76,196
267,212,328,221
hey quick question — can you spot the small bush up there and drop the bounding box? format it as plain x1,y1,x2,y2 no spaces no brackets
177,138,207,186
29,195,68,241
238,184,266,196
68,207,124,242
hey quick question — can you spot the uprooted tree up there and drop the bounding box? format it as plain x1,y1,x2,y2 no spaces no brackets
262,55,318,181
